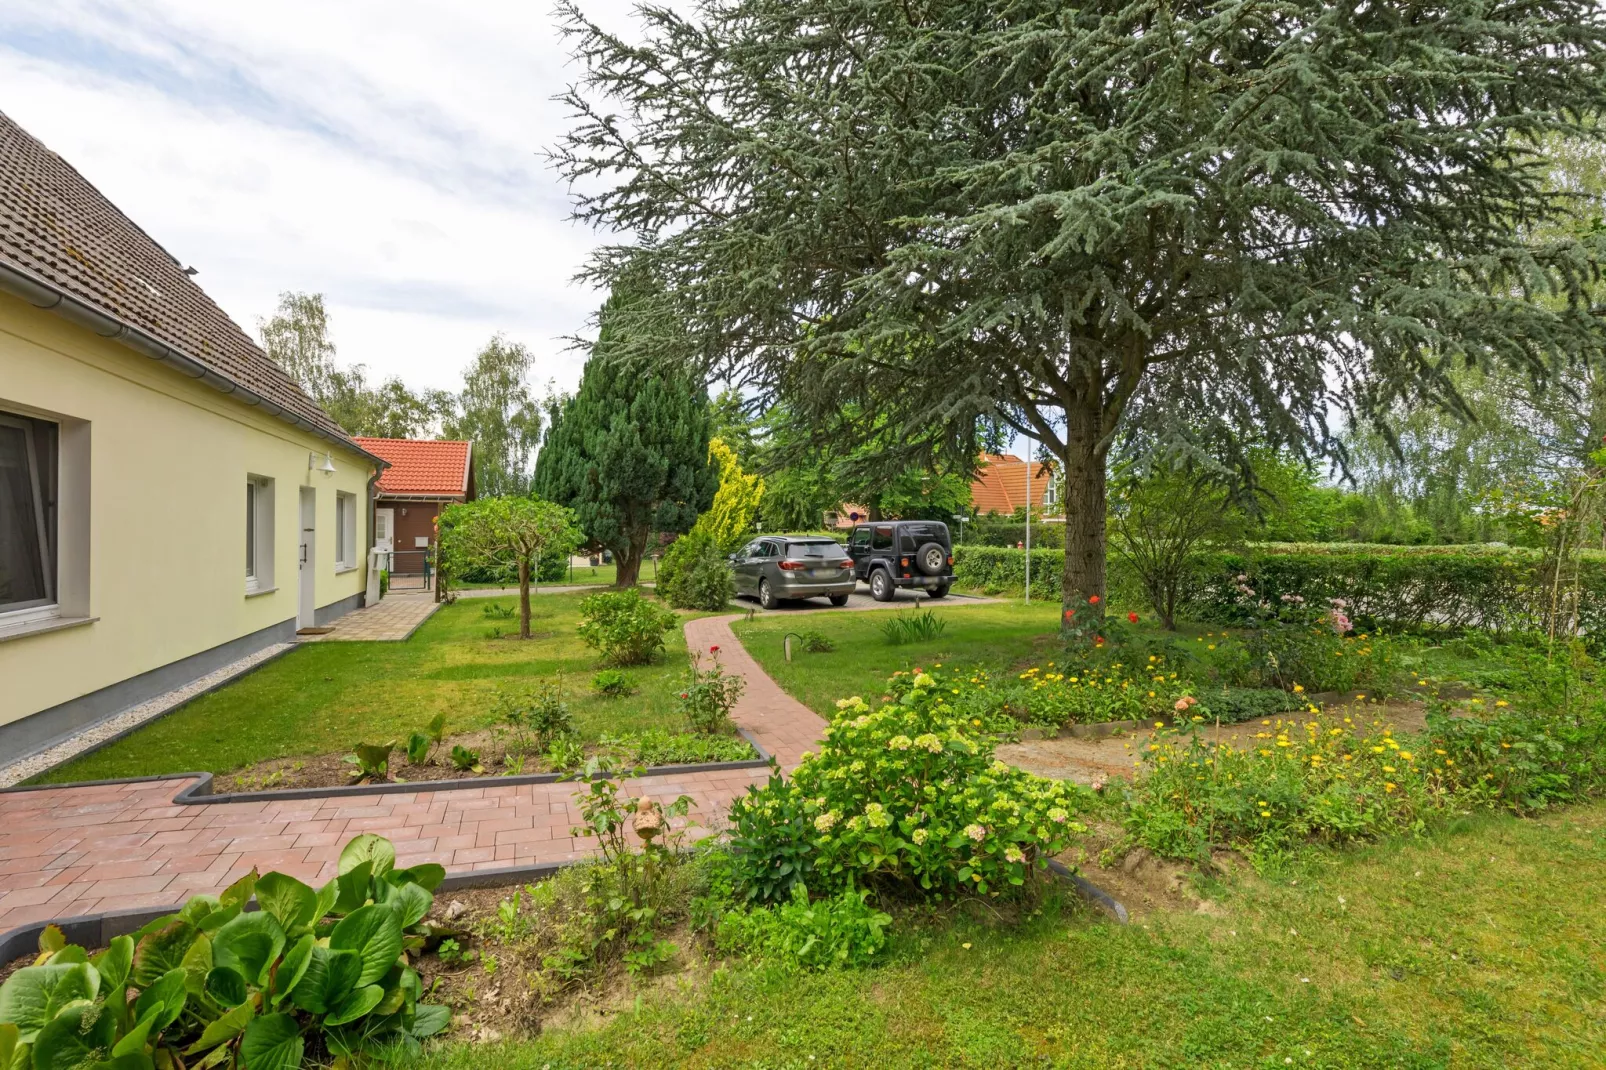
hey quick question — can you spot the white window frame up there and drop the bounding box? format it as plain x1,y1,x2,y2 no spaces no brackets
245,475,276,595
0,411,56,618
335,491,358,571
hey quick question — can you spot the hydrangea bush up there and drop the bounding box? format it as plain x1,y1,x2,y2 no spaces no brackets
729,671,1087,901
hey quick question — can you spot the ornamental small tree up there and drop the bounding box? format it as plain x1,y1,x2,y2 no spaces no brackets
694,438,764,552
439,497,579,638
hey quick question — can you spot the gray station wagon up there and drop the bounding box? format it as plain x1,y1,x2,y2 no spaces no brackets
731,536,856,609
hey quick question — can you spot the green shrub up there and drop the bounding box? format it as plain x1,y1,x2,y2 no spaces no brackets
450,745,483,773
715,885,891,971
0,835,450,1070
678,648,745,734
878,609,947,645
577,588,679,665
591,669,635,696
728,673,1086,901
491,683,573,753
406,713,447,765
657,530,736,611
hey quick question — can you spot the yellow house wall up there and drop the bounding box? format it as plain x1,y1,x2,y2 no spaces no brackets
0,292,375,729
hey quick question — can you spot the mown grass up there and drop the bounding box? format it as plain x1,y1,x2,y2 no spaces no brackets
424,801,1606,1068
732,600,1238,716
453,561,625,589
35,592,700,783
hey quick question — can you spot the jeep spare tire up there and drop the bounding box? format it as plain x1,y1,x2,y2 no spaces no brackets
915,542,946,576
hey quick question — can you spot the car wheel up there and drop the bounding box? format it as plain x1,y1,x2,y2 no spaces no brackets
870,569,894,601
759,579,778,609
928,584,950,599
915,541,947,576
829,593,850,607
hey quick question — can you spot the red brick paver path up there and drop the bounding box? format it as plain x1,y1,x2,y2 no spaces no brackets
0,616,826,936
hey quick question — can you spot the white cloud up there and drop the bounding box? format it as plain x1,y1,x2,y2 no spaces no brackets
0,0,639,394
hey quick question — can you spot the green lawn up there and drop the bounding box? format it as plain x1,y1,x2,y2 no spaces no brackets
36,593,700,783
424,801,1606,1068
733,599,1187,716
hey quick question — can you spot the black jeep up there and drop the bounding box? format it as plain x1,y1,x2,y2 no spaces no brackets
845,520,954,601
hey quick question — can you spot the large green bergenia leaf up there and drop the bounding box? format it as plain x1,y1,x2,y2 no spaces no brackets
239,1013,302,1070
380,881,432,929
112,1007,161,1060
322,985,383,1028
204,967,248,1009
338,835,395,878
31,1001,115,1070
91,937,134,994
270,936,314,1008
254,873,317,932
0,1022,18,1069
0,964,99,1043
329,905,403,988
392,863,446,892
332,862,372,916
132,969,187,1032
409,1003,450,1039
219,869,258,910
184,1002,254,1055
179,934,213,998
289,948,361,1016
211,913,286,988
132,922,197,989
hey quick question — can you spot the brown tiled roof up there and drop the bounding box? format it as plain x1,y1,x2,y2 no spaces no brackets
971,453,1056,515
355,438,473,499
0,108,365,452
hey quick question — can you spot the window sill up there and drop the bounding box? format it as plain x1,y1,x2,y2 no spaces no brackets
335,565,359,575
0,614,99,644
244,586,279,598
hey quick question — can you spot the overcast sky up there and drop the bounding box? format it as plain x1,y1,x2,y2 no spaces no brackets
1,0,645,395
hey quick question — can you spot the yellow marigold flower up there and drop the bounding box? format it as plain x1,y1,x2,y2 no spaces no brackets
1383,765,1395,773
1495,700,1509,708
1384,782,1396,792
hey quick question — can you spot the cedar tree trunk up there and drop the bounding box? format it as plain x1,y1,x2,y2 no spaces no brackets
1059,399,1109,631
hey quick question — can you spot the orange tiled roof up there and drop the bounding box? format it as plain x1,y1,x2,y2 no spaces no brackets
354,438,472,499
970,453,1056,515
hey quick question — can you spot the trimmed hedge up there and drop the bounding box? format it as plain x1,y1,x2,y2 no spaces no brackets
952,542,1606,638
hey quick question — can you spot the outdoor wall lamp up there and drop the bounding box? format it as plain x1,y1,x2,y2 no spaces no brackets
309,451,336,476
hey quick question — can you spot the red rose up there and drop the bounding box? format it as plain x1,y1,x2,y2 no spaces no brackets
710,645,720,653
1089,594,1101,605
680,692,688,699
1064,609,1075,620
1128,612,1139,623
1095,636,1105,645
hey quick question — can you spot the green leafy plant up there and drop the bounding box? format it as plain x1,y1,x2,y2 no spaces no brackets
481,602,516,620
656,529,736,611
544,735,588,772
449,745,484,774
344,741,395,783
878,609,947,646
677,647,745,734
602,728,755,766
591,669,635,697
715,885,891,971
0,835,451,1070
406,714,448,766
797,629,835,653
577,588,679,666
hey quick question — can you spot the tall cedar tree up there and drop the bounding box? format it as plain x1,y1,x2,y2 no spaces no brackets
534,297,717,586
552,0,1606,627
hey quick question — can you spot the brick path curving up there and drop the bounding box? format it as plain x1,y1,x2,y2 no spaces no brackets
0,616,826,937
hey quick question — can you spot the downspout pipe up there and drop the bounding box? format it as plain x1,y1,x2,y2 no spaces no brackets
0,260,388,471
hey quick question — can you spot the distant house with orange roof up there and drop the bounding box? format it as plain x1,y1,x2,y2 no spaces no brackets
352,438,474,573
970,453,1058,517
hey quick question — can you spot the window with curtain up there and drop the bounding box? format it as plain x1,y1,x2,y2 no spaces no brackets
0,410,58,614
336,492,356,568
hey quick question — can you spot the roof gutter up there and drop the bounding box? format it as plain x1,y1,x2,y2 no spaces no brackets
0,260,389,471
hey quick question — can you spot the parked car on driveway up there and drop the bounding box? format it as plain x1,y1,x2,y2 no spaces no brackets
732,536,856,609
846,520,954,601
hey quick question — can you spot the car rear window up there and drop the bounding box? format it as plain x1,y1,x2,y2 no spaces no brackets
786,540,846,558
898,523,951,550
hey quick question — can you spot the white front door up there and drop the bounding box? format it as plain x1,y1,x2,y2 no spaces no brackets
298,487,316,630
374,508,394,554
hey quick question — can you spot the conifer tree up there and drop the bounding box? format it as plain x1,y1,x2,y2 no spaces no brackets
553,0,1606,626
534,288,717,586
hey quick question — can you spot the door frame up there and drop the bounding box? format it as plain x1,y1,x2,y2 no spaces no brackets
298,486,316,631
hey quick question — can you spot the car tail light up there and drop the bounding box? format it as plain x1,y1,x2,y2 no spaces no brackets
778,559,806,570
837,559,853,569
947,556,954,565
900,557,909,567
